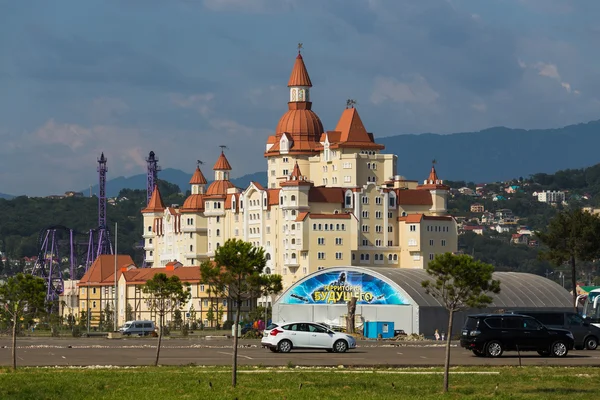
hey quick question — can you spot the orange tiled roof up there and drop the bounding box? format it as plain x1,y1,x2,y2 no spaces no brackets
427,165,439,182
320,108,385,150
288,53,312,87
275,105,323,141
398,214,454,223
181,194,205,213
309,213,352,219
225,192,240,211
296,211,309,222
122,266,201,285
206,180,235,196
308,187,344,204
189,167,207,185
213,151,232,171
396,189,433,206
78,254,136,286
251,181,265,191
141,185,166,213
266,189,281,208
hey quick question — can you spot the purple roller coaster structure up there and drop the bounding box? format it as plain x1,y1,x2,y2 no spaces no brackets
31,153,115,304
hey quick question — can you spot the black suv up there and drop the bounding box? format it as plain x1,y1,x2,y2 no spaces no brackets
460,314,575,357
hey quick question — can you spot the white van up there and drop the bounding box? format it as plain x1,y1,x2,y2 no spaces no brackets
119,320,156,336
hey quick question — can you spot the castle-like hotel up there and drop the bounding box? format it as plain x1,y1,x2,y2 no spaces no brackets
141,50,458,290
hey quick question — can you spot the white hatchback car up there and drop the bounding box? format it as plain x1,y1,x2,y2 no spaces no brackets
261,322,357,353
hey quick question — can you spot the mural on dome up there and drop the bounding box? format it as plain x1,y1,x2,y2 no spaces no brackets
281,270,407,305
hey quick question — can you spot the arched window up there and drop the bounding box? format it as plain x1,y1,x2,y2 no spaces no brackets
216,243,220,249
393,254,398,261
266,253,271,261
148,226,152,232
291,195,296,202
388,225,393,233
291,253,296,259
313,224,317,230
291,238,296,244
264,267,271,274
291,224,295,230
190,245,193,251
216,229,220,236
388,254,393,261
280,197,284,205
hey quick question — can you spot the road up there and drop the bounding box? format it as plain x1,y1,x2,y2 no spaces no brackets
1,337,600,367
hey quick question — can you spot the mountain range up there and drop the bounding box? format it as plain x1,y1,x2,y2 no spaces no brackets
2,119,598,199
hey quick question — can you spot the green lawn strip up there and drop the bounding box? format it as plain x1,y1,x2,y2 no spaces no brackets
0,366,598,400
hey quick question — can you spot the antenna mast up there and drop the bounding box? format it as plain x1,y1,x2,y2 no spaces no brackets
146,151,161,205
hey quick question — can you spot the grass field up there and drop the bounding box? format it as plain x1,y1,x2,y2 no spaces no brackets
0,366,598,399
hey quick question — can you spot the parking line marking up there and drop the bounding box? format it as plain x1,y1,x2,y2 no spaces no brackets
397,352,403,355
217,351,253,360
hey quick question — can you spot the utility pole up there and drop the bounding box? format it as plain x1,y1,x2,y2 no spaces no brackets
114,222,118,332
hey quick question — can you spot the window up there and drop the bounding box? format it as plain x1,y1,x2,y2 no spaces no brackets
216,229,220,237
442,240,446,246
409,225,417,232
362,225,369,232
318,252,325,260
283,169,289,175
408,239,417,246
375,197,382,205
362,211,369,219
200,285,205,292
389,196,396,207
223,299,227,306
92,288,97,294
341,224,346,231
271,170,276,176
291,195,296,202
376,225,382,233
388,240,393,246
413,253,421,261
345,194,352,207
336,252,343,260
429,254,434,260
335,238,343,245
92,301,97,308
190,245,193,251
343,162,352,169
375,211,382,219
429,239,434,246
362,196,369,204
203,300,209,307
283,157,289,163
375,239,382,246
318,238,325,245
344,176,351,183
388,225,393,233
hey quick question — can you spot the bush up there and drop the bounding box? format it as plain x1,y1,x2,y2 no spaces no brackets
223,320,234,330
72,325,81,338
181,324,189,337
241,329,262,339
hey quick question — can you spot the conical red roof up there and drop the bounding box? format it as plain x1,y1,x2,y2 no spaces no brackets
142,185,165,213
288,53,312,87
189,167,207,184
290,162,302,179
213,151,232,171
428,165,439,183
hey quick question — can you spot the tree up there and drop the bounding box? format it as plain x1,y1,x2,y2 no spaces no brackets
125,303,134,322
142,273,191,366
200,239,282,387
421,253,500,393
0,273,47,369
538,208,600,310
103,303,113,332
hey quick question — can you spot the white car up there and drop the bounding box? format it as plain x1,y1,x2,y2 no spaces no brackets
261,322,357,353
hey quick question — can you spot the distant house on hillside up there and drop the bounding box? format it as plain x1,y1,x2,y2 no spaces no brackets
470,203,484,213
64,191,84,197
493,225,512,234
458,187,476,196
495,209,516,224
493,195,506,202
512,233,529,245
505,185,521,194
461,225,485,235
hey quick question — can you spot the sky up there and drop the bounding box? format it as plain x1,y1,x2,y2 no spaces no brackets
1,0,599,196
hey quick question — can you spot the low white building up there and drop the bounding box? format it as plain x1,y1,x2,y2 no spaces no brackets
537,191,565,203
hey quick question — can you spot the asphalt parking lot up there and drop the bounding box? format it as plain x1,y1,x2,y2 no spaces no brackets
2,337,600,367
